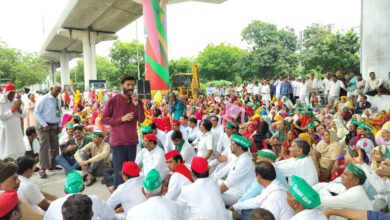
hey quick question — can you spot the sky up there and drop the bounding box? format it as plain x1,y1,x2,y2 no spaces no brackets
0,0,361,61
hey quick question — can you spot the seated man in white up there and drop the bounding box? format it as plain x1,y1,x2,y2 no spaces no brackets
106,161,146,219
135,133,169,179
170,130,196,164
177,157,232,220
314,164,372,213
209,122,236,173
164,150,193,200
219,134,255,206
126,169,182,220
45,171,116,220
187,117,200,144
287,175,327,220
17,156,57,213
275,138,319,186
165,120,188,152
231,161,294,220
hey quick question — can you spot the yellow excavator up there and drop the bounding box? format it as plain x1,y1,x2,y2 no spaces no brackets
171,64,200,97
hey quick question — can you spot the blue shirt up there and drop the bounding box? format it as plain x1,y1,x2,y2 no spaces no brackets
238,166,288,202
368,210,390,220
34,93,62,127
347,76,357,91
280,82,292,97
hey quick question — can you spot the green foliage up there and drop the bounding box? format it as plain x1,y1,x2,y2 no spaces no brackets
239,21,298,79
300,26,360,73
169,57,194,84
196,43,246,81
69,56,119,87
0,42,47,87
109,40,144,80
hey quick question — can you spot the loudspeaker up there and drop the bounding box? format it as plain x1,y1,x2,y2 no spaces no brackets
137,80,152,100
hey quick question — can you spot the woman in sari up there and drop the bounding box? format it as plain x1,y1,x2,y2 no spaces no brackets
315,129,342,182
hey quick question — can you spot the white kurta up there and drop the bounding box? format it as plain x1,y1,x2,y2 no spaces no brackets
165,172,192,201
290,209,327,220
193,132,213,159
17,175,45,213
106,176,146,218
275,156,319,186
156,129,167,148
222,152,256,206
165,127,188,152
232,179,295,219
211,125,223,151
126,196,182,220
23,135,40,153
45,194,116,220
187,126,200,143
0,99,26,159
135,147,169,179
318,184,373,210
209,133,234,171
177,177,232,220
180,141,196,164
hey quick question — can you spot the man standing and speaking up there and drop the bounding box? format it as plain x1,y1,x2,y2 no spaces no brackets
102,75,145,189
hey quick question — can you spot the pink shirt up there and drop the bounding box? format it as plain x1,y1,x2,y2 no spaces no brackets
101,94,145,146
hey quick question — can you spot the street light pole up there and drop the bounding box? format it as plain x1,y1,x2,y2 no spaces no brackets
135,19,141,80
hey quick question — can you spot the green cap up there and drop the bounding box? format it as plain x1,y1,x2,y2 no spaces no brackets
141,126,152,134
346,163,367,183
66,123,74,129
93,130,104,138
226,122,235,128
64,171,84,194
357,122,372,131
307,121,315,129
257,150,277,161
350,119,359,126
143,169,162,191
232,134,252,149
289,175,321,209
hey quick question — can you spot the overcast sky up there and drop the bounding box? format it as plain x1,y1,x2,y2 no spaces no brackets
0,0,361,60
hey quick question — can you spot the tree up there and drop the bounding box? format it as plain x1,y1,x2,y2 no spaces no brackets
300,25,360,74
13,53,47,87
239,21,298,79
109,40,145,79
196,43,246,81
169,57,194,83
0,42,47,87
69,56,119,87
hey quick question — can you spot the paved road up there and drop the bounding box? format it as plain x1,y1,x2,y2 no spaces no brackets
31,170,111,201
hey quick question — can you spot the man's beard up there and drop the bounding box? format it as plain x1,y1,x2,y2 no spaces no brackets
123,88,134,96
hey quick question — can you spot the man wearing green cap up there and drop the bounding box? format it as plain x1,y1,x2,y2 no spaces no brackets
59,123,75,147
74,130,110,186
218,134,255,206
45,171,116,220
313,163,372,212
287,175,327,219
275,138,319,186
127,169,181,220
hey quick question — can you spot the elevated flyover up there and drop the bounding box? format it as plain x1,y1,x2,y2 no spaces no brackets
40,0,226,89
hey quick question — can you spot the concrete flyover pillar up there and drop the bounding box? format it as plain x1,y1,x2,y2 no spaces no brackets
57,28,116,90
60,51,71,88
361,0,390,80
81,32,98,91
